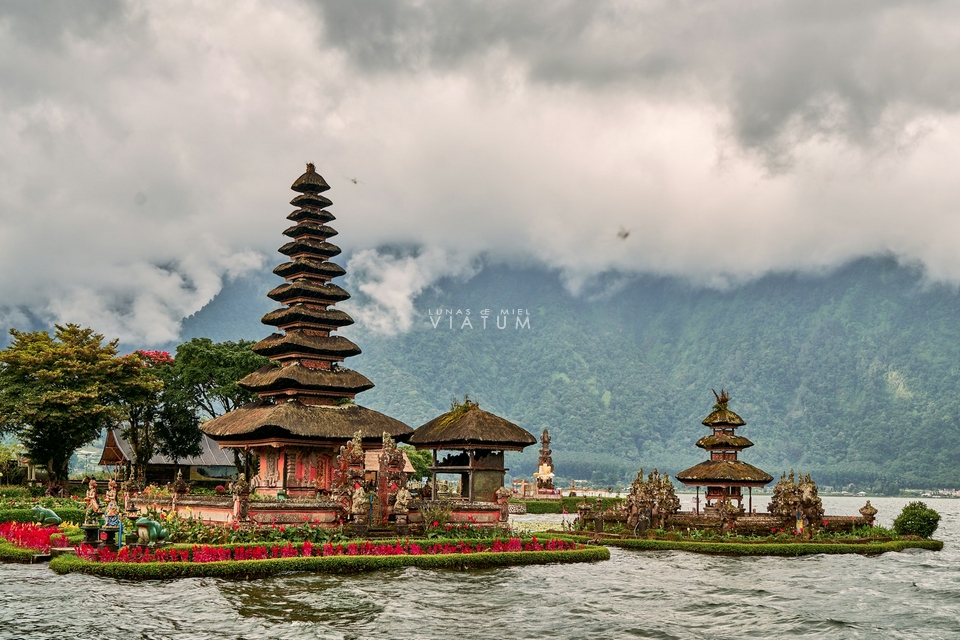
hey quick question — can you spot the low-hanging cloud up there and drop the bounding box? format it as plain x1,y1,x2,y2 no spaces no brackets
343,248,479,335
2,1,960,344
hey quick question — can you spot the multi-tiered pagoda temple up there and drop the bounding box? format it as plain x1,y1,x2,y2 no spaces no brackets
201,164,412,497
675,390,772,513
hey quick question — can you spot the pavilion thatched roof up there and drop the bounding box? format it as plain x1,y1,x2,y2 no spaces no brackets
200,399,412,442
99,429,234,468
409,400,536,451
675,460,773,486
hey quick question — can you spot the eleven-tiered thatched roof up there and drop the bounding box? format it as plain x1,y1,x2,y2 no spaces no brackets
201,164,411,445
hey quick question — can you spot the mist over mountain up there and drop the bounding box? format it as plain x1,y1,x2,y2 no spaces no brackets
177,257,960,490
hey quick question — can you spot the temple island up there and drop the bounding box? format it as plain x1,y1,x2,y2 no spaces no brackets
2,165,941,578
129,164,534,535
577,390,885,539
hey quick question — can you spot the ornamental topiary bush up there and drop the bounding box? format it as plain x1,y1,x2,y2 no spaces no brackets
893,501,940,538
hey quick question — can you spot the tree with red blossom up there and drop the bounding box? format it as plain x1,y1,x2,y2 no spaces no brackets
117,350,202,481
0,324,144,494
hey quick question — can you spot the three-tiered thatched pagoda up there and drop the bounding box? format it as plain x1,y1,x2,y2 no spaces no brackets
201,164,412,497
675,390,772,513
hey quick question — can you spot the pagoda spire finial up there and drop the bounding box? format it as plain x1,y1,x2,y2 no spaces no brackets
712,388,730,408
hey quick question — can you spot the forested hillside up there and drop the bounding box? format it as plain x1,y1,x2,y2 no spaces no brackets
182,256,960,489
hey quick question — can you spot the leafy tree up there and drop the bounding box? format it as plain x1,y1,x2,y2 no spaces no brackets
893,501,940,538
173,338,269,419
152,388,203,467
0,325,142,494
400,445,432,481
117,350,203,481
116,351,165,481
172,338,270,473
0,441,25,485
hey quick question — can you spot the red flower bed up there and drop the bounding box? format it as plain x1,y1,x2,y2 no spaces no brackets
0,522,65,553
74,536,581,564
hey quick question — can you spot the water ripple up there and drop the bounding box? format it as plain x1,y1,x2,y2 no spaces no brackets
2,497,959,639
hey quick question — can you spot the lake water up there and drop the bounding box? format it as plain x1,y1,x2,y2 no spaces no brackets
1,496,957,639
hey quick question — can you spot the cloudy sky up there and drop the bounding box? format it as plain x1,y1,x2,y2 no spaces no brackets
2,0,960,343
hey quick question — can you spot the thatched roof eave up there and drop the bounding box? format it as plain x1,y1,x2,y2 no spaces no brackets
409,406,536,450
201,399,412,441
675,459,773,486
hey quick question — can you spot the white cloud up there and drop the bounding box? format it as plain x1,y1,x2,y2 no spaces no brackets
343,248,478,335
2,1,960,342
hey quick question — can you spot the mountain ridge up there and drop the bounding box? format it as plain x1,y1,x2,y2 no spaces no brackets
174,256,960,490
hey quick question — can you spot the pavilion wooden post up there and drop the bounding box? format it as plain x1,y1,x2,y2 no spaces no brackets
431,450,438,499
748,487,752,513
695,486,699,515
467,451,475,501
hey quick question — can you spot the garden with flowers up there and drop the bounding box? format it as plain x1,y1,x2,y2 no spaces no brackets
0,495,610,578
45,536,608,579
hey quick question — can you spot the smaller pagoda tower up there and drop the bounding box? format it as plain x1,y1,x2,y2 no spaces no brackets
675,390,773,513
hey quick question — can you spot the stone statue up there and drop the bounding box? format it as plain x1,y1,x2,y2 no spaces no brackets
495,486,512,522
859,500,878,525
333,431,366,513
394,485,413,515
83,479,101,525
625,467,681,532
351,484,367,517
31,505,62,526
103,479,120,528
171,469,189,510
378,432,407,525
135,517,168,543
232,473,251,522
768,470,824,532
535,429,555,490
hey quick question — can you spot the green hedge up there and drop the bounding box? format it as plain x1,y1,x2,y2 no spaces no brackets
0,540,38,563
604,538,943,556
516,497,622,514
0,508,85,524
49,545,610,580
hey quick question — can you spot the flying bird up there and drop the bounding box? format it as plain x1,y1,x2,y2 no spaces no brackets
344,176,364,185
617,226,630,240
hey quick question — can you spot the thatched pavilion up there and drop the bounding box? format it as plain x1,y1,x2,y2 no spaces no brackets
675,390,773,513
408,399,536,502
201,164,412,498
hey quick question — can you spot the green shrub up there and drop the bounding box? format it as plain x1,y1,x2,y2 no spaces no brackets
519,501,563,514
605,537,942,556
0,508,85,524
0,540,38,563
893,501,941,538
516,497,621,514
49,545,610,579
